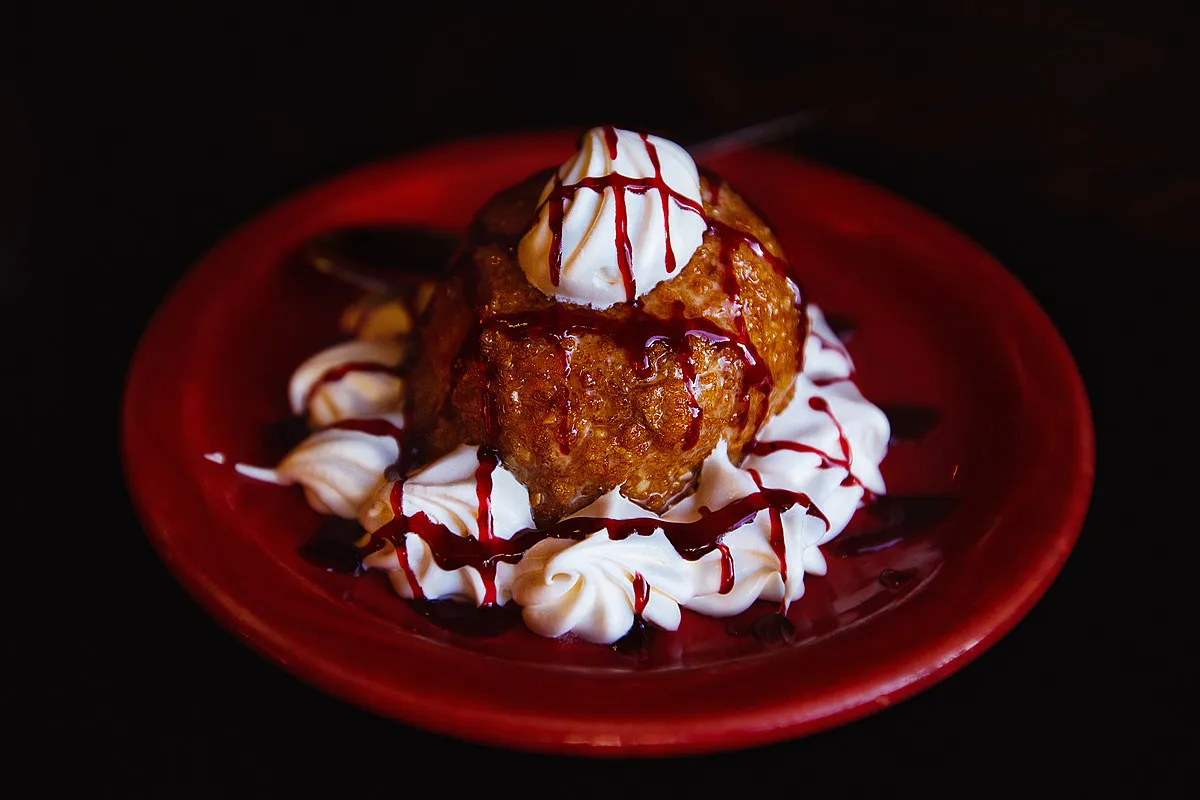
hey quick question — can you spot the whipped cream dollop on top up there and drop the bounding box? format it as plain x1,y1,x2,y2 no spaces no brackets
517,126,708,308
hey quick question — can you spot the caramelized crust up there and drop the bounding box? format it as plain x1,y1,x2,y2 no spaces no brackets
408,169,806,525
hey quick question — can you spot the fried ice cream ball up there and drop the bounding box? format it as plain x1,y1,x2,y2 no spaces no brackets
407,169,807,525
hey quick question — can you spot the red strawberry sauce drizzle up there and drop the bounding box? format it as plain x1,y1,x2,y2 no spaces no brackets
495,219,804,456
364,460,834,608
544,126,706,298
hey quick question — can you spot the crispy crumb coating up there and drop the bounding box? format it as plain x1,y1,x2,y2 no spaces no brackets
408,169,806,525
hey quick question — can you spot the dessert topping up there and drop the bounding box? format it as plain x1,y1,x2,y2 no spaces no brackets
517,125,708,308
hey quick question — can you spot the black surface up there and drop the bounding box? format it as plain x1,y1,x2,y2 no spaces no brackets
5,2,1192,794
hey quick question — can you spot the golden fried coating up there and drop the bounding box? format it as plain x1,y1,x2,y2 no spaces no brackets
408,169,806,525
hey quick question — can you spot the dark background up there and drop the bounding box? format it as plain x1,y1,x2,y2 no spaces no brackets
4,1,1193,794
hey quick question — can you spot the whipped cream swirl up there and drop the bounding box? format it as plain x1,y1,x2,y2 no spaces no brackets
287,339,405,428
512,491,695,643
517,126,708,308
357,444,532,606
359,444,533,541
235,338,407,517
234,413,404,518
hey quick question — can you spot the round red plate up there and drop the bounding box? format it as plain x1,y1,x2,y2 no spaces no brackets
121,131,1094,756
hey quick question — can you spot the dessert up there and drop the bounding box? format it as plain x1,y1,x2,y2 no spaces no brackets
239,125,891,646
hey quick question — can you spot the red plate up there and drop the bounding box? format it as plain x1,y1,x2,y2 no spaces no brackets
121,131,1094,756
